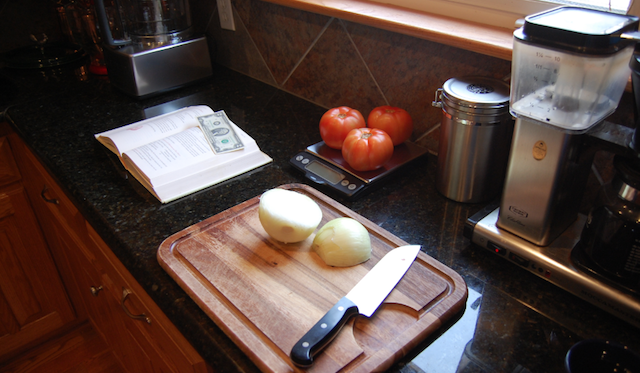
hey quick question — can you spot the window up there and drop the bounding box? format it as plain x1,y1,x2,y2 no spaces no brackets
368,0,636,29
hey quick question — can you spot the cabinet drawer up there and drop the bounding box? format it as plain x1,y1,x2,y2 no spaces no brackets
86,224,210,373
65,228,155,373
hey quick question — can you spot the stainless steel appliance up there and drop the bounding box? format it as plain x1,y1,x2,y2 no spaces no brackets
433,76,513,203
95,0,212,97
465,7,640,328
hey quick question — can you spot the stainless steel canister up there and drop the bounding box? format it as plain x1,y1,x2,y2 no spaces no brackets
432,76,513,203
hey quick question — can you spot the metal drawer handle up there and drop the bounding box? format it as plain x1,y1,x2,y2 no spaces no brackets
40,185,59,205
121,288,151,324
90,285,103,296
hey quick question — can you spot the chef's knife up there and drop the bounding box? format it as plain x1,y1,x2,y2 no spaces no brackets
290,244,421,367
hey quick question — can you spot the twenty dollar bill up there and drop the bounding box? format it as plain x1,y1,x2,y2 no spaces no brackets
197,111,245,154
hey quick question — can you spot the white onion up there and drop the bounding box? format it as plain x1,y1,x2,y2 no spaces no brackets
258,189,323,243
312,218,371,267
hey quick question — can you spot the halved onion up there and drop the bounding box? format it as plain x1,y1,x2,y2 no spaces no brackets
312,217,371,267
258,189,323,243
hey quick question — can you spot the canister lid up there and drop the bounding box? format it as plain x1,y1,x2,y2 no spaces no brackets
516,6,639,55
441,76,510,115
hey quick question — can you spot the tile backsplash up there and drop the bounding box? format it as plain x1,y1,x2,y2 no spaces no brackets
198,0,512,153
1,0,634,156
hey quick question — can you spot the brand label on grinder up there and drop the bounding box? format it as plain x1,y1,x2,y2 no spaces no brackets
533,140,547,160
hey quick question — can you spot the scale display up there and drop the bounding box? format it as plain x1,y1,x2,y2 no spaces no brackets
290,141,428,198
304,159,344,184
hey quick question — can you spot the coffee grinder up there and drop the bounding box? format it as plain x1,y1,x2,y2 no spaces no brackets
94,0,212,97
465,7,640,328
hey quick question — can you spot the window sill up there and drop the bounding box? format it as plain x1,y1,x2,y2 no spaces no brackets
261,0,515,61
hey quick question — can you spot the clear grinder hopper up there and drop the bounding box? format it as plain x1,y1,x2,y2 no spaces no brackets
498,7,639,245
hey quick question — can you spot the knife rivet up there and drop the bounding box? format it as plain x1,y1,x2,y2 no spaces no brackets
321,323,327,328
338,306,344,311
302,342,309,347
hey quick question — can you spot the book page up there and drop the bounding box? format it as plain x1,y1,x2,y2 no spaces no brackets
95,105,214,156
153,149,272,203
118,111,273,203
123,127,215,182
123,118,268,187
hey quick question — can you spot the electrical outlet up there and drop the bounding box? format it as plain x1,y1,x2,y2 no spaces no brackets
217,0,236,31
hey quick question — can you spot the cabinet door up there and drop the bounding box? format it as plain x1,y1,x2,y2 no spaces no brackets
59,224,155,373
10,129,210,373
8,135,90,319
0,136,20,186
86,225,211,373
0,185,76,361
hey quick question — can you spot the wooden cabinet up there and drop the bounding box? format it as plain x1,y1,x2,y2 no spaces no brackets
8,130,211,373
0,132,76,363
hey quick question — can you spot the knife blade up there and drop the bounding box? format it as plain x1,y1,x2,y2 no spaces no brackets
290,244,421,367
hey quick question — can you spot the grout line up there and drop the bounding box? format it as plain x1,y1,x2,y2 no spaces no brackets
416,122,440,143
233,4,279,86
280,17,333,87
340,19,389,106
417,122,440,156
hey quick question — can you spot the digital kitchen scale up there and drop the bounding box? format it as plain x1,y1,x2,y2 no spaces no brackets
465,207,640,329
290,141,428,198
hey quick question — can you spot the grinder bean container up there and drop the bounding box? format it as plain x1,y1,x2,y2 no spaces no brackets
433,76,513,203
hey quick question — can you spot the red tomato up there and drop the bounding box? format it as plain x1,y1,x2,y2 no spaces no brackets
342,128,394,171
367,106,413,146
319,106,366,149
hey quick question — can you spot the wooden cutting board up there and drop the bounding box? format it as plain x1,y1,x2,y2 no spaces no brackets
157,184,467,373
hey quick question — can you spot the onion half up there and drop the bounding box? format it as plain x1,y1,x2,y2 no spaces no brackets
312,217,371,267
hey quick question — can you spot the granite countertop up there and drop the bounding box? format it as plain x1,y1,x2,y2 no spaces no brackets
3,62,640,373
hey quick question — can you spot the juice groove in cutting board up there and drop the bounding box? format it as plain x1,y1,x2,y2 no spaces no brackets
158,184,467,372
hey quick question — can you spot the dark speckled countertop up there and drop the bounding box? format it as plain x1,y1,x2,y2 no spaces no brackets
3,62,640,373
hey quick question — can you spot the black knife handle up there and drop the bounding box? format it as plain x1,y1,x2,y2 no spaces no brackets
290,297,359,367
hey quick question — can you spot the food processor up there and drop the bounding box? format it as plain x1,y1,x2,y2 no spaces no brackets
465,7,640,328
94,0,212,97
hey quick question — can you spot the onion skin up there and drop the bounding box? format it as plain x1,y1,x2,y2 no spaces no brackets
259,189,323,243
312,218,371,267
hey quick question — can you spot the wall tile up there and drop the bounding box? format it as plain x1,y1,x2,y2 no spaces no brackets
345,21,511,139
283,18,384,114
208,0,513,153
208,6,277,86
233,0,330,85
417,127,441,156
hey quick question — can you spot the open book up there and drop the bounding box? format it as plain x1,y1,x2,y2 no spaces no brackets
95,105,272,203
